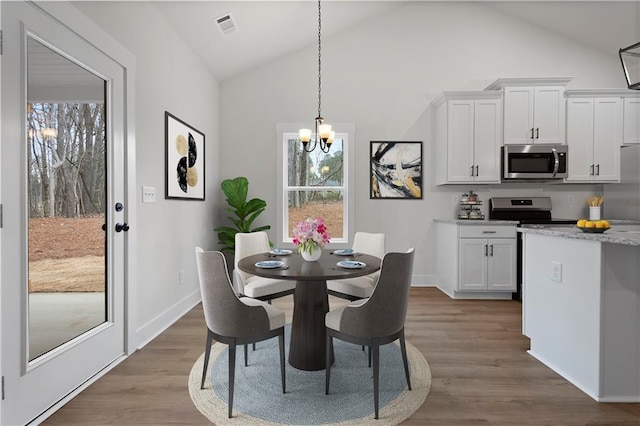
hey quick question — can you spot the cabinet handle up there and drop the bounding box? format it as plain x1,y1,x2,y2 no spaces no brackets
596,164,600,176
484,245,488,256
475,165,479,176
489,245,494,256
482,231,497,234
535,127,539,139
530,128,534,139
470,165,475,177
590,164,594,176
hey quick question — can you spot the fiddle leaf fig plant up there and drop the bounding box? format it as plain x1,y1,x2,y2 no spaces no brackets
214,176,270,254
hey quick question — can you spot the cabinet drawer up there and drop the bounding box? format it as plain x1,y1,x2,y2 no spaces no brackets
459,226,516,238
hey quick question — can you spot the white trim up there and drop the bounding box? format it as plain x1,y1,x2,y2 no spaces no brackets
409,274,437,287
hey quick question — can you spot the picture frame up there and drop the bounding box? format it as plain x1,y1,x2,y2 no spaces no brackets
165,111,205,200
370,141,422,199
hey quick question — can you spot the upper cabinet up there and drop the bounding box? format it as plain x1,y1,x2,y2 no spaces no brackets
486,77,572,145
434,91,502,185
623,97,640,144
565,94,622,182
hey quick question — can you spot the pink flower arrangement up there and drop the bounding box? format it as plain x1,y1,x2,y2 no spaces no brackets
292,217,331,254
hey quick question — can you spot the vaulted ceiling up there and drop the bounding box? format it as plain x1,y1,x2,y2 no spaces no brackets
150,1,640,82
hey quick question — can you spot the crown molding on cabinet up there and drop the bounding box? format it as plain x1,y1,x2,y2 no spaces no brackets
485,77,573,90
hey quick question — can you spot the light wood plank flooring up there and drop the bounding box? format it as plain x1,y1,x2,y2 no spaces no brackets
44,288,639,425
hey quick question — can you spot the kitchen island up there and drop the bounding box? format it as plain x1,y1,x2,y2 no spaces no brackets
520,224,640,402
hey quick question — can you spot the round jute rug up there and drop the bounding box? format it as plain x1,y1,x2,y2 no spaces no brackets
188,335,430,425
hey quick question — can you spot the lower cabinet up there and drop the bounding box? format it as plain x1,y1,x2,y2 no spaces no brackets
436,222,516,299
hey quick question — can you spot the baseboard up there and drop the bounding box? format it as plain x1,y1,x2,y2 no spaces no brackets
411,274,437,287
135,288,202,350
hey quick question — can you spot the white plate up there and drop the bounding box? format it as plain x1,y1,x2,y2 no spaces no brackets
333,249,355,256
337,260,366,269
269,248,292,256
255,260,285,269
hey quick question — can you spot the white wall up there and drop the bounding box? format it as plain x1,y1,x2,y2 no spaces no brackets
73,2,220,346
219,1,626,284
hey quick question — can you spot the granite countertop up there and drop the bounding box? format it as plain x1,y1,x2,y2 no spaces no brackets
519,223,640,246
434,219,519,226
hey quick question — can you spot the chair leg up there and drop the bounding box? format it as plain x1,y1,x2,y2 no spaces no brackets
400,329,412,390
279,331,286,394
244,344,248,366
368,346,372,368
372,340,380,420
325,334,332,394
228,341,236,418
200,330,214,389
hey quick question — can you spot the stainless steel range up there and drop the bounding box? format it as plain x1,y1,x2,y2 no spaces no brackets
489,197,578,300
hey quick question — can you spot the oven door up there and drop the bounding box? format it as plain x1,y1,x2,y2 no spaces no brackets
502,145,567,180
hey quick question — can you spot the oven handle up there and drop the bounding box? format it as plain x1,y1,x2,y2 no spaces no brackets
552,148,559,177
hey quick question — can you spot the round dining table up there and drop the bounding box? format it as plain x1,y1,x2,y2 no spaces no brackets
237,249,381,371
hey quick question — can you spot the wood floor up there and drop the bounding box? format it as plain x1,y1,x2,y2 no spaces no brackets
44,288,639,425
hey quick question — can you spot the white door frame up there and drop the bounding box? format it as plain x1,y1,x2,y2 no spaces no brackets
0,1,136,423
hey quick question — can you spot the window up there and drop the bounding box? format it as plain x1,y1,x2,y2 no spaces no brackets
276,123,355,246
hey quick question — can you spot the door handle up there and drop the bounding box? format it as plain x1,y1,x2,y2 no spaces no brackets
551,148,559,177
470,165,475,177
595,164,600,176
530,128,534,139
590,164,594,176
115,222,130,232
475,165,479,177
484,245,488,256
489,245,494,256
535,128,539,139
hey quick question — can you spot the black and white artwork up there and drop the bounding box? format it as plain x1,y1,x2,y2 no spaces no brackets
370,141,422,199
165,111,205,200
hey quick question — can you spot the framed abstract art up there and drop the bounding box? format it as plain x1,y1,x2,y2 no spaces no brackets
370,141,422,199
165,111,205,200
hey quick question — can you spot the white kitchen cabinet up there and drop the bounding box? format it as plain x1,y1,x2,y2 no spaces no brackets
566,96,622,182
436,221,516,299
623,97,640,144
434,92,501,185
485,77,571,145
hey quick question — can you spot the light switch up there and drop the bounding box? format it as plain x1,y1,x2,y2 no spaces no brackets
551,261,562,283
142,186,156,203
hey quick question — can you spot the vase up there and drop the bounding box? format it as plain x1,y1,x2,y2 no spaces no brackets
300,247,322,261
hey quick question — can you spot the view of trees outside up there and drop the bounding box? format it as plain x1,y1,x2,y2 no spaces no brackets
287,138,344,239
28,102,106,218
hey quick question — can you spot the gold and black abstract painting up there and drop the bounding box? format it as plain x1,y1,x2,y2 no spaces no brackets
370,141,422,199
165,111,205,200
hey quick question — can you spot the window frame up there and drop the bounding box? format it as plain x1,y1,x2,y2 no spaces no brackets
276,123,355,248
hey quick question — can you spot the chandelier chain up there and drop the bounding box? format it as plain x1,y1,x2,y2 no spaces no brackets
317,0,322,119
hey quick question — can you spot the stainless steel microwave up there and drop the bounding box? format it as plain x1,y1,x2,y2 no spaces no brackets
502,144,568,180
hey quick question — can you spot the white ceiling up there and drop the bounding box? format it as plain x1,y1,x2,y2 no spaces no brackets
151,1,640,82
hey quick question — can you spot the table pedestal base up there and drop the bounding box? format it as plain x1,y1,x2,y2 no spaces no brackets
289,280,334,371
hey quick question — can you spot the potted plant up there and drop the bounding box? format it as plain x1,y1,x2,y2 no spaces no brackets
214,176,271,257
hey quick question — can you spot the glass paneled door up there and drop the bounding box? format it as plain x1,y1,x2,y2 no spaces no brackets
1,3,128,424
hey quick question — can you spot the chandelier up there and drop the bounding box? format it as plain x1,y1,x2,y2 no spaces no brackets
619,41,640,90
299,0,334,153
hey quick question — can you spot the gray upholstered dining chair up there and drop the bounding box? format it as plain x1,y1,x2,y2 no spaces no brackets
327,232,386,301
233,231,296,301
195,247,286,418
325,248,414,420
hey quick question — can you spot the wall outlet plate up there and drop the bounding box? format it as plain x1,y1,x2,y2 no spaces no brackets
551,261,562,283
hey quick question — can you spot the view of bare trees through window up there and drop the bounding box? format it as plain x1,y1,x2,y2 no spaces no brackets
287,138,344,239
27,101,106,294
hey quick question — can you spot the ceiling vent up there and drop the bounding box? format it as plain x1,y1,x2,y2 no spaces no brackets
215,13,237,37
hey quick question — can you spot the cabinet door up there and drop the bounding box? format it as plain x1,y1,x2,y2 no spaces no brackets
533,86,566,144
459,239,487,290
566,98,595,182
504,87,534,144
473,99,501,182
487,239,516,291
447,100,475,182
623,98,640,144
592,97,622,182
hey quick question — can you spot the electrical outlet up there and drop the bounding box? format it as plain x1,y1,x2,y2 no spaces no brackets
179,270,184,286
568,194,575,205
142,186,156,203
551,261,562,283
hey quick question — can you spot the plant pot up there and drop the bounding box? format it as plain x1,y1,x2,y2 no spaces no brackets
300,248,322,262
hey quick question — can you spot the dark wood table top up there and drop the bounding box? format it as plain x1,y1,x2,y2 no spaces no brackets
237,249,381,281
